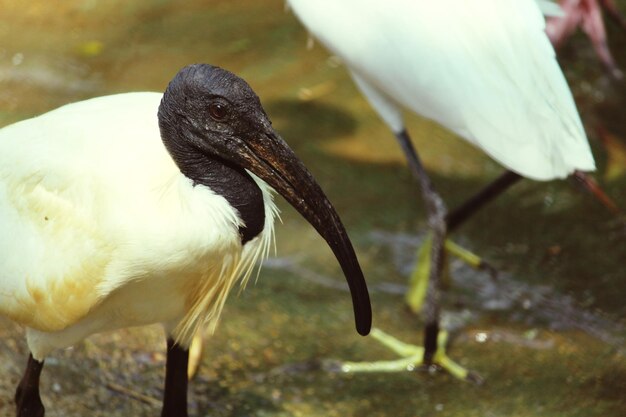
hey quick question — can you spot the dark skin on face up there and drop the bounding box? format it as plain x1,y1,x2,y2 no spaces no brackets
15,64,371,417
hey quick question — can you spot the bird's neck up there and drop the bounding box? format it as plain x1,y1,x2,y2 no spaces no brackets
167,147,265,245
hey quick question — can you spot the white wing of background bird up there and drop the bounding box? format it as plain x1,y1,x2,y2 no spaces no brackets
289,0,595,180
535,0,564,17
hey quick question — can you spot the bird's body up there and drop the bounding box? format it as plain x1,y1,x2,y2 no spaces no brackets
2,64,371,416
0,92,277,359
288,0,595,179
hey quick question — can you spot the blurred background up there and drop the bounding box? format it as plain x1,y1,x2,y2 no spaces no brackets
0,1,625,416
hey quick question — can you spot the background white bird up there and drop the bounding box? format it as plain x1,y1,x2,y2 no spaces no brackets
0,64,371,417
286,0,599,379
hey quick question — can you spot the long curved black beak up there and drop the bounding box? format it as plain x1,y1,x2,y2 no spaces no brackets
156,63,370,335
239,130,371,336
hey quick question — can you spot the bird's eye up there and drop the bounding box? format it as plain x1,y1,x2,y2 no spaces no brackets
208,102,228,121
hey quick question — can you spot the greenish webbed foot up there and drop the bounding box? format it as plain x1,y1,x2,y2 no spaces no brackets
334,235,491,383
337,328,483,384
405,234,497,313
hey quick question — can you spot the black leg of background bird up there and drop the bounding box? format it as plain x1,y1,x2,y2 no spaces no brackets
15,354,45,417
444,170,523,278
395,129,447,366
395,130,524,365
394,129,522,234
161,338,189,417
446,170,522,232
393,131,622,369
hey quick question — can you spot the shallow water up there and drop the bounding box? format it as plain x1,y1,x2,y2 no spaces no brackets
0,1,625,416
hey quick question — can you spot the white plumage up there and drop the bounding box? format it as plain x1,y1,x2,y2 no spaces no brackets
287,0,595,180
536,0,564,16
3,63,371,417
0,93,277,360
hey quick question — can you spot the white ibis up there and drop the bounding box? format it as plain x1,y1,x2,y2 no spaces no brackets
0,64,371,417
286,0,598,379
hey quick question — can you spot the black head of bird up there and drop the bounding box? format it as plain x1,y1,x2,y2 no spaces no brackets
159,64,372,334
